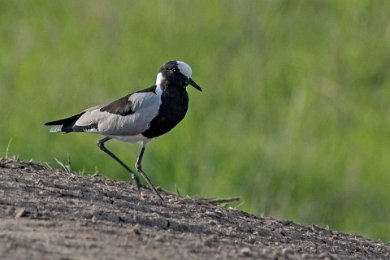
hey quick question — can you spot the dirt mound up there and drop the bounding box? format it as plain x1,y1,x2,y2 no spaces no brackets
0,158,388,259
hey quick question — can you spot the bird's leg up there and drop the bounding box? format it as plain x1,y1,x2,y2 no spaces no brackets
97,137,141,191
135,143,163,200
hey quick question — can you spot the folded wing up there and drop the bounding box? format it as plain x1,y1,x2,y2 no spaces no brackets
45,86,162,136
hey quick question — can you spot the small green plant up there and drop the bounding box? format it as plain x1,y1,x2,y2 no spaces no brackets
54,156,71,174
5,138,13,158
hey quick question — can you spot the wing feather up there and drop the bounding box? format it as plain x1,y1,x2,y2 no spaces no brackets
74,91,161,136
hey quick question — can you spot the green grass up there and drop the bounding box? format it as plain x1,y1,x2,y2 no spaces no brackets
1,0,390,241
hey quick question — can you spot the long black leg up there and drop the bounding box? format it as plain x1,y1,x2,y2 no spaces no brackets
135,143,163,200
97,137,141,190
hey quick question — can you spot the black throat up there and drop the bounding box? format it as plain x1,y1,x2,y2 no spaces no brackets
142,82,189,139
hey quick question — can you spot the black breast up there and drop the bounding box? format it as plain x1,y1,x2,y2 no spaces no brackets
142,87,189,138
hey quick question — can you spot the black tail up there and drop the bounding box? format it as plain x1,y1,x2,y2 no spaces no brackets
44,112,84,132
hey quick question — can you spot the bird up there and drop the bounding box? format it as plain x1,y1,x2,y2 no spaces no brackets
45,60,202,200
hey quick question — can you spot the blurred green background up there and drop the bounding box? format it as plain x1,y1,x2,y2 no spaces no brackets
1,0,389,241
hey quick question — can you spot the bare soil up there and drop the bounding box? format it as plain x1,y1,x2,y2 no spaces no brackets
0,157,389,259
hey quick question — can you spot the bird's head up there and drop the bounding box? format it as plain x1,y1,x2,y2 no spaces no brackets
157,61,202,92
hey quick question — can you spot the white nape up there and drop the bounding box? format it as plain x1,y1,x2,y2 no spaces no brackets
155,72,164,95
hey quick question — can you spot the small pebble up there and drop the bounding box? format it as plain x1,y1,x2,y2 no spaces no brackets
281,248,294,255
247,236,256,244
239,247,252,257
131,224,141,235
209,220,218,226
154,234,163,242
140,191,148,199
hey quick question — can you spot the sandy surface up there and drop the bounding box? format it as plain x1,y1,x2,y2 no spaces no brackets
0,157,389,259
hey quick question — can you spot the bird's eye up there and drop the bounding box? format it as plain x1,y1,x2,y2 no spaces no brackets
166,67,179,74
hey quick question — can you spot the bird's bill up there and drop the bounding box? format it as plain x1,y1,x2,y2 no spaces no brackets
188,78,202,92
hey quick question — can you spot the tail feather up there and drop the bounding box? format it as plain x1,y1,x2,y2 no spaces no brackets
44,112,85,133
49,125,63,133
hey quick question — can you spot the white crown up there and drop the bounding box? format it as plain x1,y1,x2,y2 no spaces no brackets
177,61,192,78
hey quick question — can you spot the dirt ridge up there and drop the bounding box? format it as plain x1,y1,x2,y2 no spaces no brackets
0,158,389,259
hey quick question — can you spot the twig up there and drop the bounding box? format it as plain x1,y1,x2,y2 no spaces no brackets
199,197,240,205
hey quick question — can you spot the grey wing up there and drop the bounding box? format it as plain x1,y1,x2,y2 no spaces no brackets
74,91,161,136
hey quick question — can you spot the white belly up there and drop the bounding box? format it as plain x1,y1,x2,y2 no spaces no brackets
108,134,152,143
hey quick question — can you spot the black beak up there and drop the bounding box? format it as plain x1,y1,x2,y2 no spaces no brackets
188,78,202,92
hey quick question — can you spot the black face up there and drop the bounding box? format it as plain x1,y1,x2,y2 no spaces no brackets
159,61,202,92
159,61,189,87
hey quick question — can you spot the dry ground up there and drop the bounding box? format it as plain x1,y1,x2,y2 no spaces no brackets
0,158,389,259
